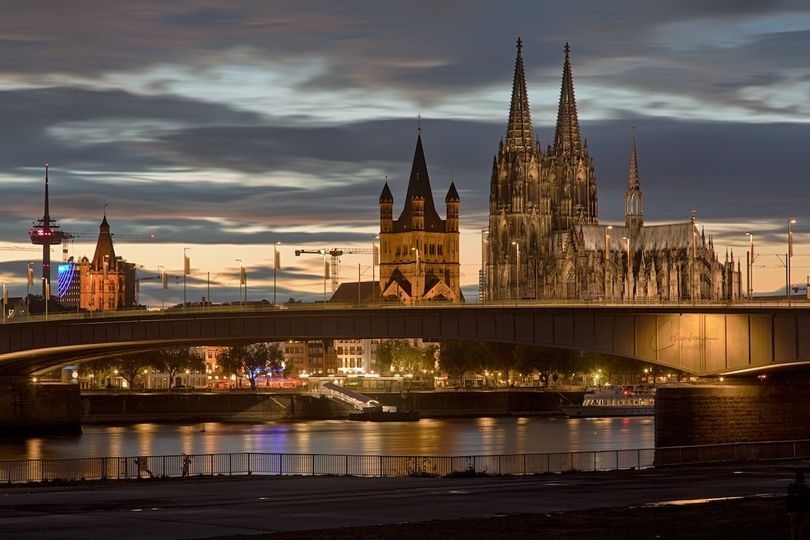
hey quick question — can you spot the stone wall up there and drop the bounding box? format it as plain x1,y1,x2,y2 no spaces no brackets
655,382,810,447
0,380,81,435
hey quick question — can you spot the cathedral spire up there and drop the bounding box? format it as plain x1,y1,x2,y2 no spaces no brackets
552,42,582,156
505,37,533,151
628,126,640,191
625,127,644,235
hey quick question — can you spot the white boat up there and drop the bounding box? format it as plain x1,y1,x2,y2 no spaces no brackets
560,387,655,417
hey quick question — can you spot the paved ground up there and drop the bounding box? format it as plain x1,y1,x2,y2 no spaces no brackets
0,464,803,539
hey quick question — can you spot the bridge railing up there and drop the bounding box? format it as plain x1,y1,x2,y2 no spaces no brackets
7,296,810,325
0,448,655,484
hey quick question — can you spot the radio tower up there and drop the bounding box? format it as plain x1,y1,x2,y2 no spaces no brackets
28,164,69,297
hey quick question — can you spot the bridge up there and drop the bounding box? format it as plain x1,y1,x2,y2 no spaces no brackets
2,303,810,377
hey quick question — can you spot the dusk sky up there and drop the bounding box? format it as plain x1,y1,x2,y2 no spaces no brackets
1,1,810,307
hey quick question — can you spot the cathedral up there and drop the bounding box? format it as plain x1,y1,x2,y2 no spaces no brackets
378,130,463,303
485,39,740,302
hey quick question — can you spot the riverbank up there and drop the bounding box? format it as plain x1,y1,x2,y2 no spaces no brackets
80,389,582,423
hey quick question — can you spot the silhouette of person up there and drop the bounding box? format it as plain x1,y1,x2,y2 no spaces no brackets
787,469,810,540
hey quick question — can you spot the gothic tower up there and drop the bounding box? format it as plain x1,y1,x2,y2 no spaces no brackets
378,129,463,303
487,40,597,301
624,128,644,238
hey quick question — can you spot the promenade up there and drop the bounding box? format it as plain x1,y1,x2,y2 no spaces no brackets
0,462,801,539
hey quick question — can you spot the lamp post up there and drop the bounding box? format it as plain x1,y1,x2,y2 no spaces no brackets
511,241,520,302
321,250,328,302
372,235,379,302
158,265,166,311
745,232,754,300
411,247,420,303
1,282,6,323
236,259,243,306
102,254,109,311
183,247,190,310
604,225,613,301
622,236,631,301
788,218,797,304
273,242,281,306
26,261,33,308
42,277,49,319
481,228,489,303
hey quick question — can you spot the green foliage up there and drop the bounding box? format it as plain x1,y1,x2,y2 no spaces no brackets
147,347,205,390
218,342,284,389
377,339,435,375
111,354,150,391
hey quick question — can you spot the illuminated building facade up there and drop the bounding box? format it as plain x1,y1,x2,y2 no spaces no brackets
378,130,463,303
78,214,136,311
486,40,740,302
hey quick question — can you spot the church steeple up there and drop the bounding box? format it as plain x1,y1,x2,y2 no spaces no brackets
624,127,644,236
552,42,582,156
505,37,533,152
91,208,117,271
397,131,442,231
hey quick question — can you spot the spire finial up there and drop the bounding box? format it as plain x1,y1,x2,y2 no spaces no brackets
516,37,523,55
417,114,422,134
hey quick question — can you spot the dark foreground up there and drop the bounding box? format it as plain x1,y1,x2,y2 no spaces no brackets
224,497,787,539
0,465,801,539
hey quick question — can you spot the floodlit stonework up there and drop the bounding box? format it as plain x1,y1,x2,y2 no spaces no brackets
485,40,740,302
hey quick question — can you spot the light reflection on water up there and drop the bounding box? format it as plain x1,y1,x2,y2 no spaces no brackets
0,416,654,460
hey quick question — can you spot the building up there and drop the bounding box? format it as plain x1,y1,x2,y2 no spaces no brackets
486,40,740,302
378,130,463,303
77,213,137,311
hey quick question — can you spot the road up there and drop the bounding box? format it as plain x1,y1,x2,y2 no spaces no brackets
0,465,797,539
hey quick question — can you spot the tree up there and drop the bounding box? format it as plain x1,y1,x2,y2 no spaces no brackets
148,347,205,390
111,354,151,391
218,342,283,390
377,339,434,375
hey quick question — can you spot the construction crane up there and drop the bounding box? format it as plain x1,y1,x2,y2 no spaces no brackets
295,248,373,292
61,232,156,261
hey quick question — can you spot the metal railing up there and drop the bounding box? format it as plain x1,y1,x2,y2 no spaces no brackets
3,439,809,484
655,439,810,466
0,448,654,484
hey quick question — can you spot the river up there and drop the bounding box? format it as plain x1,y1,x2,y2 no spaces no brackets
0,416,654,460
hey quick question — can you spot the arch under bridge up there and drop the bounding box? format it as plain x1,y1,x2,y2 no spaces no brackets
1,304,809,377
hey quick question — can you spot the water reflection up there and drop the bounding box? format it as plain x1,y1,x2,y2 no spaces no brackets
0,417,654,461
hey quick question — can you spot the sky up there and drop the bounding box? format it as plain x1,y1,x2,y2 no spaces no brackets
1,1,810,307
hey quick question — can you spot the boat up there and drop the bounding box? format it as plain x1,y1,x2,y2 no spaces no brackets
560,386,655,417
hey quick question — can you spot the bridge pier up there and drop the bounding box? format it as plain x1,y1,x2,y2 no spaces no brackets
655,381,810,449
0,379,82,436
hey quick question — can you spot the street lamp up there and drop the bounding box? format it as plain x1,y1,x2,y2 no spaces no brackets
183,247,191,310
511,241,520,301
604,226,613,300
481,229,489,303
788,219,797,304
42,277,50,319
158,265,166,311
274,242,281,306
745,232,754,300
372,235,379,302
411,247,420,302
622,236,631,301
236,259,243,306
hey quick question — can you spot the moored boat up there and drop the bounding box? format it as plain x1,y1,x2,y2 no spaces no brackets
560,386,655,417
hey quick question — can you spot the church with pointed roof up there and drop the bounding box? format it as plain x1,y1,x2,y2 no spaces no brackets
77,213,137,311
378,130,463,303
486,40,740,302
